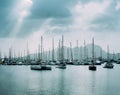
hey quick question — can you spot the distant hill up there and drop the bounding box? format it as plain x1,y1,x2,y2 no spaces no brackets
29,44,118,60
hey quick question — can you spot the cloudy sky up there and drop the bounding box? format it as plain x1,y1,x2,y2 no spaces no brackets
0,0,120,56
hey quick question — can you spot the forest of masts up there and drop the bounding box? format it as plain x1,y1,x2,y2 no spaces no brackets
0,35,120,65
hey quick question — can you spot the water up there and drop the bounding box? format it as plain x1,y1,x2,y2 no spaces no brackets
0,64,120,95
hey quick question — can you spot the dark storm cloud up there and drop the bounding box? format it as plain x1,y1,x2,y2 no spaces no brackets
28,0,102,19
0,0,94,38
0,0,18,37
91,1,120,32
28,0,71,19
15,0,109,37
25,0,106,35
1,0,118,38
17,0,74,37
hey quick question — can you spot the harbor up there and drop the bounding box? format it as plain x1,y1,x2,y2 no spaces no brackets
0,36,119,94
0,35,119,95
0,0,120,94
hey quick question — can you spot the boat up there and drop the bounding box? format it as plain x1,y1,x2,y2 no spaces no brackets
89,38,97,71
73,40,80,65
56,35,66,69
31,64,51,70
97,48,104,64
103,62,114,68
103,45,114,69
95,60,102,65
56,63,66,69
67,42,74,65
89,64,96,70
83,40,90,65
79,47,83,65
30,36,52,71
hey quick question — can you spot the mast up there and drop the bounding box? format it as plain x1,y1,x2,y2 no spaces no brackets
13,49,16,60
59,39,61,62
67,48,69,62
107,45,109,62
80,47,83,64
9,47,12,64
84,40,87,63
43,47,45,61
92,38,95,65
41,36,43,62
86,47,88,63
61,35,64,63
38,44,40,61
76,40,79,61
27,42,30,64
52,38,55,62
24,50,25,62
45,51,47,62
18,51,20,61
70,42,73,62
48,48,50,62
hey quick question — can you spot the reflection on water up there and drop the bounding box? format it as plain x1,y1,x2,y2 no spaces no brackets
90,71,96,95
0,64,120,95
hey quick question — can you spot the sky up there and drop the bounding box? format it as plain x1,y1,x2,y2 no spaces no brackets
0,0,120,56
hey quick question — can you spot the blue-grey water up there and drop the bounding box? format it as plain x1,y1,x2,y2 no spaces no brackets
0,64,120,95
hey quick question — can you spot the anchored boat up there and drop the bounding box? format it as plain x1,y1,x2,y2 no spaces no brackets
89,38,96,71
31,36,52,71
103,45,114,69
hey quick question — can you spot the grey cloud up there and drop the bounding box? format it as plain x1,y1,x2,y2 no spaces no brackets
28,0,103,19
0,0,113,38
49,18,73,26
16,0,105,37
0,0,18,37
91,1,120,32
19,0,75,37
16,19,45,37
28,0,71,19
0,0,93,38
79,0,104,4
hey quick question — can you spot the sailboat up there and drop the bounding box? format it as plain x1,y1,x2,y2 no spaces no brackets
74,40,80,65
97,48,103,64
31,36,51,70
52,38,56,64
103,45,114,69
94,51,101,65
8,47,12,65
89,38,97,71
56,35,66,69
66,42,74,65
79,46,83,65
83,40,90,65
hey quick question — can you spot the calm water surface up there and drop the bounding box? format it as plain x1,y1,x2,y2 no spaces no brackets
0,64,120,95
